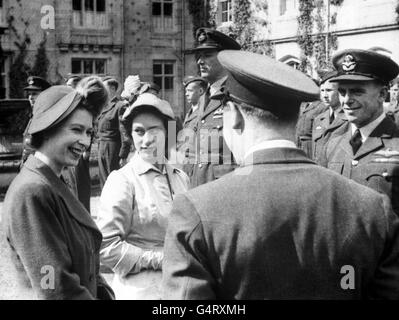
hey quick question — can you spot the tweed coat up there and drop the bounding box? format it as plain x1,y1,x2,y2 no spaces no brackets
312,107,346,162
320,116,399,215
3,156,113,300
295,100,328,158
162,148,399,299
189,79,236,188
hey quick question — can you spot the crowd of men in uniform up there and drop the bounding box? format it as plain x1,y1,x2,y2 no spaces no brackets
17,26,399,298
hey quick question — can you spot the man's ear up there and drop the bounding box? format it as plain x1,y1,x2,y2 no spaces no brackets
229,102,244,131
379,86,388,102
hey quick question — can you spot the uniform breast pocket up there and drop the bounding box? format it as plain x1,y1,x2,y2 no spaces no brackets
365,164,399,197
327,162,344,175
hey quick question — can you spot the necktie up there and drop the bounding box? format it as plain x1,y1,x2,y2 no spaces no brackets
349,129,362,155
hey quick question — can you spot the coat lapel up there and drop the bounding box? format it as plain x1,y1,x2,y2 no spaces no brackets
24,156,100,233
355,117,397,159
330,122,354,158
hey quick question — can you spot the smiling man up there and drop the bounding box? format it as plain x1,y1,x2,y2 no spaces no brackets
320,49,399,214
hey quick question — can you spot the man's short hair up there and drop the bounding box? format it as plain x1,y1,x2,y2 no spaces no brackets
236,101,299,125
103,77,119,91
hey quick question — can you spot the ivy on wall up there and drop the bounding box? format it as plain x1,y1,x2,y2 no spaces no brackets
216,0,274,56
297,0,343,75
187,0,215,41
31,34,49,80
7,10,31,99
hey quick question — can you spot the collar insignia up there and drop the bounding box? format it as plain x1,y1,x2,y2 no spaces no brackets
342,54,356,72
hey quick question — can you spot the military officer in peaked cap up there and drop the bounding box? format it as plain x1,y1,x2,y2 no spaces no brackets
162,50,399,299
24,76,51,107
320,49,399,215
312,69,346,162
20,76,52,168
178,76,208,175
183,27,241,187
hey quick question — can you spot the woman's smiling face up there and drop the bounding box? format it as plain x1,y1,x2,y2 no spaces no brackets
131,112,167,164
39,108,93,174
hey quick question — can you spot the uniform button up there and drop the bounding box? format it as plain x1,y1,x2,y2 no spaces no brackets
216,125,221,129
382,170,389,178
199,164,203,168
201,120,205,124
351,160,359,166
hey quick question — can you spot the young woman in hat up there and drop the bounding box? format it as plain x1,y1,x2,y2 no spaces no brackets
3,76,114,300
97,92,189,300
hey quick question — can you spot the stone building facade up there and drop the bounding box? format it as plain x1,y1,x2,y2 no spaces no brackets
0,0,197,118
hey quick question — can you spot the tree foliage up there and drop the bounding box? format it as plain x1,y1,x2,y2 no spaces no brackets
187,0,215,41
31,34,49,79
297,0,343,75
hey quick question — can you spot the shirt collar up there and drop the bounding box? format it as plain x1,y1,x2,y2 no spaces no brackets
130,152,180,176
244,139,297,159
350,112,385,142
210,76,227,97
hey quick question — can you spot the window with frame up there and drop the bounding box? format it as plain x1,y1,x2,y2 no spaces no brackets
279,0,297,16
221,0,233,23
73,0,108,29
71,58,106,76
152,0,174,32
153,61,175,101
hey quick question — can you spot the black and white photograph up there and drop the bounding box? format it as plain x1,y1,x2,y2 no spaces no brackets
0,0,399,305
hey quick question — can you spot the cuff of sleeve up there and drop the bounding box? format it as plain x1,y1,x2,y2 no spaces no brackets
112,245,144,277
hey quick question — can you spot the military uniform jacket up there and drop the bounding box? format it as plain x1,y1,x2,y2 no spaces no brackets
3,156,113,299
162,148,399,299
178,101,202,176
296,101,328,158
320,116,399,214
97,96,132,159
312,107,346,162
189,79,236,187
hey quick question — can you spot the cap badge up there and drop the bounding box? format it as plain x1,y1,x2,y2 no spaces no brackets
198,32,207,44
342,54,356,72
29,79,34,85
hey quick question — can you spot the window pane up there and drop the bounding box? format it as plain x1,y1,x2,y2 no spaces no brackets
84,60,93,74
73,0,82,10
95,60,105,74
164,76,173,90
153,64,162,75
71,60,81,74
152,2,161,16
85,0,94,11
221,2,228,11
164,64,173,75
97,0,105,12
164,3,173,16
153,76,163,89
280,0,287,15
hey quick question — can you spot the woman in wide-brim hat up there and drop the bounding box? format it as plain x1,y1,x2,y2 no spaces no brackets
3,76,114,300
97,92,189,300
